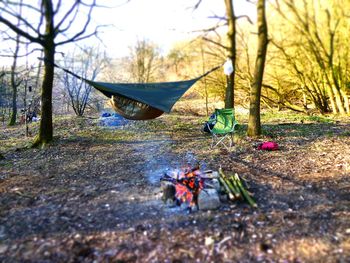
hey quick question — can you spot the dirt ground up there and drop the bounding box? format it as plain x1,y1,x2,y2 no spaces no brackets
0,112,350,262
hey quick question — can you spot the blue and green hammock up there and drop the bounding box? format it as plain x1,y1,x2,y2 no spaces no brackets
53,61,222,120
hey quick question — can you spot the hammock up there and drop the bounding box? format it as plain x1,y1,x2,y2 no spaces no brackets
52,61,222,120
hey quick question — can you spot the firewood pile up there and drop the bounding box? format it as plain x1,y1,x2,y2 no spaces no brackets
160,164,257,212
218,168,257,208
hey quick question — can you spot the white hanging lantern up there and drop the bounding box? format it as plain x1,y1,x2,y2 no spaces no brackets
223,58,234,75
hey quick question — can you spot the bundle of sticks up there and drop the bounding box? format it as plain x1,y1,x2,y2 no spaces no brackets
218,168,257,208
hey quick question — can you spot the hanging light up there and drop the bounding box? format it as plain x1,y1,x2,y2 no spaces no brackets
223,58,234,75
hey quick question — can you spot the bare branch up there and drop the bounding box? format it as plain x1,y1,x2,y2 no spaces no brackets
0,16,41,44
0,48,38,58
237,15,253,24
56,24,107,46
208,15,227,20
202,37,227,50
53,0,62,15
2,31,34,45
36,3,44,34
192,0,202,10
55,0,96,45
54,1,80,34
79,0,122,9
56,8,79,35
191,21,227,34
0,7,39,34
0,1,41,12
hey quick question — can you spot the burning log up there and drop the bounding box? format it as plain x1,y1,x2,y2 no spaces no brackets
160,165,218,211
161,182,176,205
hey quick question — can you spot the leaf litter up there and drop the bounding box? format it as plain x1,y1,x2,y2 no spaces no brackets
0,113,349,262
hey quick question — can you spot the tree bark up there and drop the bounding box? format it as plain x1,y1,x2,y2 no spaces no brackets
224,0,236,108
247,0,268,137
332,85,346,114
340,89,350,114
8,58,18,126
33,0,55,147
33,46,55,147
8,18,21,126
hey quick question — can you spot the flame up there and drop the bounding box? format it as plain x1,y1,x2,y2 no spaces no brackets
165,166,204,208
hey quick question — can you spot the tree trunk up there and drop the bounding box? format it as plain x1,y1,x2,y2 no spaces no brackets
340,89,350,114
8,74,18,126
8,30,21,126
332,85,346,115
224,0,236,108
32,0,55,147
247,0,268,137
33,45,55,147
329,65,346,114
201,46,209,116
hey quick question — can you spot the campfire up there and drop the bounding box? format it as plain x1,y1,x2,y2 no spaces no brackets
160,164,257,212
160,164,220,212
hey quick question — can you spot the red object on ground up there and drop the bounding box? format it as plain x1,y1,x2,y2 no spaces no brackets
257,141,279,151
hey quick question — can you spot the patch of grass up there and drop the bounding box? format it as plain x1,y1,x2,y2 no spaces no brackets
132,119,168,131
0,136,32,153
260,110,334,124
172,122,196,131
233,124,247,142
325,131,334,137
261,122,335,138
302,115,333,123
0,161,14,168
341,131,350,137
260,110,304,123
261,125,280,138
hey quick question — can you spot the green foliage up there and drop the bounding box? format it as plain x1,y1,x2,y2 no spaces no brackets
260,110,304,123
304,115,333,123
260,110,333,124
266,0,350,114
341,131,350,137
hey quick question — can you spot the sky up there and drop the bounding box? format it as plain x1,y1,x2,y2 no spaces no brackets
76,0,256,58
0,0,256,65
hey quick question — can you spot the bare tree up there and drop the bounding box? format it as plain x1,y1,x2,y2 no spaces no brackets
6,0,24,126
8,35,23,126
62,47,107,116
247,0,269,137
272,0,349,115
270,39,330,114
197,1,237,108
128,39,163,83
0,0,102,147
167,48,189,76
0,70,10,124
195,1,254,109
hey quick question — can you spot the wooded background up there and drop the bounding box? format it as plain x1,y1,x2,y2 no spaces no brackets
0,0,349,145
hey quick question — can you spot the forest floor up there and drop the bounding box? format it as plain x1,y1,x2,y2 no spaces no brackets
0,110,350,262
